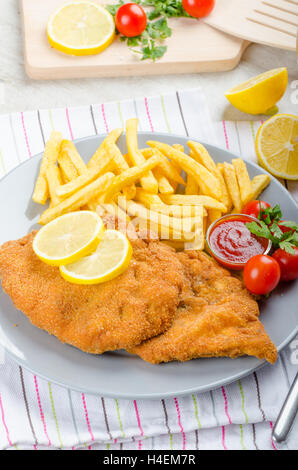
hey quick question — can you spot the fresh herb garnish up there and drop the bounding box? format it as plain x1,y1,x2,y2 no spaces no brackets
246,203,298,255
106,0,193,61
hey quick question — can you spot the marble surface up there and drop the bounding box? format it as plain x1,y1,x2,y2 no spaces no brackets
0,0,297,119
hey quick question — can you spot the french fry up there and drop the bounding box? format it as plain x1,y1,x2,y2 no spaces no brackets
188,141,218,174
160,194,227,212
60,140,87,176
153,168,175,194
208,210,222,225
147,141,222,200
124,203,199,243
87,128,123,169
39,172,114,225
172,144,185,191
104,142,136,199
141,148,185,186
56,152,115,198
103,155,162,202
46,164,64,207
134,188,163,207
126,119,158,194
216,163,233,213
223,162,242,213
232,158,253,206
32,131,63,204
251,174,271,200
150,203,207,218
58,151,78,183
185,175,199,195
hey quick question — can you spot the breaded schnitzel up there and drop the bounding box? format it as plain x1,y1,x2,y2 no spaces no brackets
0,231,277,364
0,231,185,354
129,250,277,364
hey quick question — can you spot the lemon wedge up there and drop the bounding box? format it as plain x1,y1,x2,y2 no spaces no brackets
60,230,133,285
225,68,288,115
47,1,115,56
256,114,298,180
33,211,105,266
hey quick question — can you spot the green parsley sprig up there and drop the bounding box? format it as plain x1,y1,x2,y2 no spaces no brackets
246,203,298,255
106,1,192,61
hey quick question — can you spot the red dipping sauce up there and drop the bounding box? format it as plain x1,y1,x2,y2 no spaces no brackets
207,214,271,270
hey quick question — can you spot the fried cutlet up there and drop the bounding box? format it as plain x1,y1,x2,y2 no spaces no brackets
0,231,185,354
129,250,277,364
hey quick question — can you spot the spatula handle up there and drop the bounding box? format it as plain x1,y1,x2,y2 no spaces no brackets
272,373,298,444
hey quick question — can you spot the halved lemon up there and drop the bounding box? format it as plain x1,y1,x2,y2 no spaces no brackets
60,230,133,285
225,68,288,115
33,211,105,266
256,114,298,180
47,1,115,56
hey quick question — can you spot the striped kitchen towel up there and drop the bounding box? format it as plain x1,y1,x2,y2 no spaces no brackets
0,88,297,450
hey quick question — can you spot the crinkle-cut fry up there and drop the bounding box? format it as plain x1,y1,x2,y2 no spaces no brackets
232,158,253,206
60,140,87,176
251,174,271,200
147,141,222,200
58,151,78,183
185,174,199,195
87,128,123,169
223,162,242,213
103,155,162,203
39,172,114,225
216,163,233,213
126,119,158,194
46,164,64,207
32,131,63,204
104,142,136,199
56,152,115,198
141,148,185,186
160,194,227,212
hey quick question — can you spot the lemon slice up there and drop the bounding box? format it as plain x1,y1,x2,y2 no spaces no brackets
60,230,133,285
47,1,115,56
256,114,298,180
225,68,288,115
33,211,105,266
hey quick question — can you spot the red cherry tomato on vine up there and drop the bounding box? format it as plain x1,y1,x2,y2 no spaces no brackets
115,3,147,37
242,200,271,220
243,255,281,295
272,247,298,282
182,0,215,18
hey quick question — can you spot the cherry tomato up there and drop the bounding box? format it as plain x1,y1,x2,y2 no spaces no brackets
272,247,298,282
182,0,215,18
243,255,281,295
242,200,271,220
115,3,147,38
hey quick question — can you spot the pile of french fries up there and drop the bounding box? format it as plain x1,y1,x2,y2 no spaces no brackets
32,118,271,251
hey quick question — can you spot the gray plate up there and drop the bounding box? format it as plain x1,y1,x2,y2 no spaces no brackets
0,132,297,399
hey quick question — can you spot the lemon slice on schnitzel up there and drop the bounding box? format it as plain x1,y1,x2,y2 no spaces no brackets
47,1,115,56
33,211,105,266
256,114,298,180
60,230,132,285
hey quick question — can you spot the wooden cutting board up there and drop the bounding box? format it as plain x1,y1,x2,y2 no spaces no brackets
20,0,249,80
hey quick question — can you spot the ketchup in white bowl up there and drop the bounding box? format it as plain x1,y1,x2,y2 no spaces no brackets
206,214,272,270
